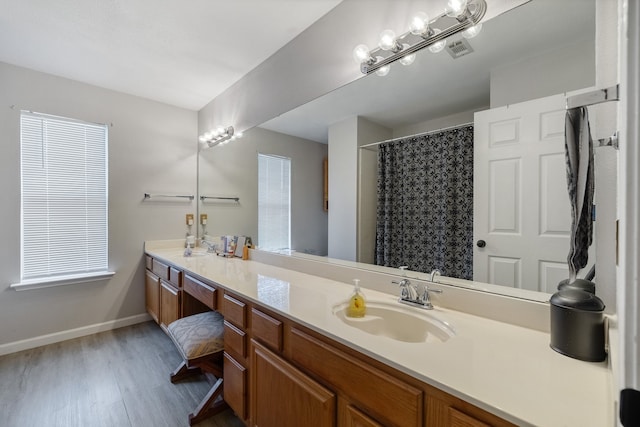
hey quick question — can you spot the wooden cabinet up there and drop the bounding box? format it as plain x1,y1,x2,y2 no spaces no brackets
184,274,217,310
159,280,180,328
449,408,491,427
145,256,183,329
144,252,516,427
251,308,282,352
291,327,422,427
145,270,160,323
340,401,384,427
251,339,336,427
224,352,248,420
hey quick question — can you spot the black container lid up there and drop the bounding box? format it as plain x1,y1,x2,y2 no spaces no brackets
550,289,605,311
557,278,596,294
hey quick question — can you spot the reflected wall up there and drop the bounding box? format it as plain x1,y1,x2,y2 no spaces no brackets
198,126,328,255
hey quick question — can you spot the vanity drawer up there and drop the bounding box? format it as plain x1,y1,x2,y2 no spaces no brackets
224,320,247,358
290,328,422,427
151,258,170,281
183,275,217,310
251,308,283,352
223,294,247,328
145,255,153,270
223,352,247,420
169,267,182,288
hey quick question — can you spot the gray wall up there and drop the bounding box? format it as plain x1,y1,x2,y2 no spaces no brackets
196,0,524,138
199,127,328,255
489,38,596,108
0,62,197,352
328,117,391,262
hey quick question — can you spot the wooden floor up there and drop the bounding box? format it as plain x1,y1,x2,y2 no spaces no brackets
0,321,245,427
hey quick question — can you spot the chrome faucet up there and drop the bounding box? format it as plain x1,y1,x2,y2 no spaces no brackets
392,266,443,310
200,238,217,253
430,269,441,283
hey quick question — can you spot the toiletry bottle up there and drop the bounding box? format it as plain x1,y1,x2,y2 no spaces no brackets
346,279,366,318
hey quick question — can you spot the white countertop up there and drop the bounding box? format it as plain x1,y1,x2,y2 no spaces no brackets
146,243,614,427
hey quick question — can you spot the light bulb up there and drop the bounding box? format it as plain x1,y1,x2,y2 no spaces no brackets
428,29,446,53
205,131,213,140
445,0,468,17
352,44,371,64
378,29,398,51
409,12,430,36
216,126,225,136
399,44,416,66
462,23,483,39
236,131,243,138
198,135,207,143
375,64,390,77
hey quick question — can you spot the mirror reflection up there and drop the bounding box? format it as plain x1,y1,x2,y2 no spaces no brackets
199,0,597,299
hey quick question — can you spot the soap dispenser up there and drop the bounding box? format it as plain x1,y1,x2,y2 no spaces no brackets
346,279,366,318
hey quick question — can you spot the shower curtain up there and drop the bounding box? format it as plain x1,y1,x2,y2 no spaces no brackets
375,125,474,279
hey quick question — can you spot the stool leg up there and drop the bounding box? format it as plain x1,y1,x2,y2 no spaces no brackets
170,361,202,383
188,378,228,426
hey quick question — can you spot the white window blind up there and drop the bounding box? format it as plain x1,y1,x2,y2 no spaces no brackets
258,154,291,251
19,111,109,284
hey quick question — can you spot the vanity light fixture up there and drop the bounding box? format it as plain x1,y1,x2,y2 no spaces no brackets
199,125,243,148
353,0,487,76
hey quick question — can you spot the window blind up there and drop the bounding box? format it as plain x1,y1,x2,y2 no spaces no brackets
20,111,109,282
258,154,291,251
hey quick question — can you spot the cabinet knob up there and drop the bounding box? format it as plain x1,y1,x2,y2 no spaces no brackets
476,240,486,248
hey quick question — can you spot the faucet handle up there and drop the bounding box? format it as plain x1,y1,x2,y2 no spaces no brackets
419,286,442,307
392,278,417,300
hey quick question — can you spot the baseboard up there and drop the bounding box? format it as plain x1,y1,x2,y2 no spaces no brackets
0,313,152,356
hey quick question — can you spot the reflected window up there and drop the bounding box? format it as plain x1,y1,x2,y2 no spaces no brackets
258,154,291,251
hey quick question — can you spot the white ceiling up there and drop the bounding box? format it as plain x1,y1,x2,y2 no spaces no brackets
0,0,342,110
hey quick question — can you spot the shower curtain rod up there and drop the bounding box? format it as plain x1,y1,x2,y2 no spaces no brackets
359,122,473,150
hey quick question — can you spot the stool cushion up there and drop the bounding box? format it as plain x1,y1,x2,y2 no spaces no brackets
167,311,225,361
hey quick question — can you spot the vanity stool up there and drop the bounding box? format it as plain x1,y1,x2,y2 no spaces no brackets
166,311,228,425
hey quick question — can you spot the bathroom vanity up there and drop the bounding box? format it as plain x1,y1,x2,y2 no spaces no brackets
144,241,613,427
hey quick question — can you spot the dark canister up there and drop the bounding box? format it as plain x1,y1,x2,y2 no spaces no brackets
557,278,596,294
550,288,606,362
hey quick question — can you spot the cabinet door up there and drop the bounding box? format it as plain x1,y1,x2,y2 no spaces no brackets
160,280,180,327
251,340,336,427
145,270,160,324
341,402,383,427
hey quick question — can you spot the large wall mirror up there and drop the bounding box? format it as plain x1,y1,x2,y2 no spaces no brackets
198,0,598,301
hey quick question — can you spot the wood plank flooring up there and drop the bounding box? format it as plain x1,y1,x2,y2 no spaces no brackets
0,321,245,427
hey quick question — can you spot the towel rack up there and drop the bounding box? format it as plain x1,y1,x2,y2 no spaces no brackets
143,193,194,201
598,131,619,149
566,84,619,109
200,196,240,202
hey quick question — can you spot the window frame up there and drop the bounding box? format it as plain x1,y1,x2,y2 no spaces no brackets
11,111,113,291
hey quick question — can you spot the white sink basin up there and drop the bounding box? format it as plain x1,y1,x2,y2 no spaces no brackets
332,300,455,343
181,250,211,258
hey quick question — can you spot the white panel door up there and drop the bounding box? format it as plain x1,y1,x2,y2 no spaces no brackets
474,94,572,292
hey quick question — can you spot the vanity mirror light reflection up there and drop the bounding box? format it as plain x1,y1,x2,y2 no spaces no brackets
199,0,610,303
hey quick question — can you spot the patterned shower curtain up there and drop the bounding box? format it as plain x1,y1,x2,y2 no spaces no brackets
375,125,474,279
